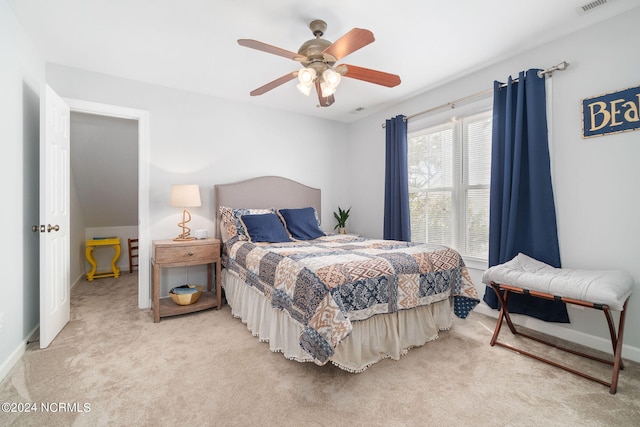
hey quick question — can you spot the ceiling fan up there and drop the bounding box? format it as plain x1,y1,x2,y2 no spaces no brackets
238,19,401,107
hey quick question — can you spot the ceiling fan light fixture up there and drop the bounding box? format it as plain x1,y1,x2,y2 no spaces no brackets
297,67,316,95
296,81,313,96
239,20,401,107
320,81,336,97
320,68,341,97
322,68,341,87
297,67,316,85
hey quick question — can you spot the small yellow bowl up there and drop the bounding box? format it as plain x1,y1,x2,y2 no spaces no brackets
169,285,203,306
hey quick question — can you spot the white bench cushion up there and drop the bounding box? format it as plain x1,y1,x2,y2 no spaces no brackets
482,253,633,311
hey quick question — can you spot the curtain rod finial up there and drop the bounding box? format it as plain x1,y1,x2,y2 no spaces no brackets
538,61,570,78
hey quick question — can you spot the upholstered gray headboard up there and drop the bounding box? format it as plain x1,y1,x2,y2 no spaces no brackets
213,176,321,240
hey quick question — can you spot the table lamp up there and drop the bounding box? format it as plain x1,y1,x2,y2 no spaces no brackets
170,184,201,241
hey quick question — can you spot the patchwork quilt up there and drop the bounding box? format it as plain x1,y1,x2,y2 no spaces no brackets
224,234,480,364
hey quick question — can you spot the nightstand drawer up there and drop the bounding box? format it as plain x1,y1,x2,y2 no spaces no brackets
153,239,219,266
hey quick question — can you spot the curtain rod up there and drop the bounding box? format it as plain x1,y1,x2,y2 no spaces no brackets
381,61,569,128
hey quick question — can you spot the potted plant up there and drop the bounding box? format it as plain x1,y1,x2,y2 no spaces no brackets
333,206,351,234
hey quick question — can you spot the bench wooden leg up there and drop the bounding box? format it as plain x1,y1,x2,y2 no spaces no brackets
610,300,628,394
489,284,517,346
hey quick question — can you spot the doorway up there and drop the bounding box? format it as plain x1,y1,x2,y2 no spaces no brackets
70,112,138,283
65,98,151,308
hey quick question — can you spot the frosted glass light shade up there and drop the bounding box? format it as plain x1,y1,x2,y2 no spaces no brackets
320,82,336,97
322,68,341,87
297,67,316,84
297,82,313,96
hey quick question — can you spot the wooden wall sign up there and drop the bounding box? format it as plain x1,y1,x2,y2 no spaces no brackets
582,85,640,138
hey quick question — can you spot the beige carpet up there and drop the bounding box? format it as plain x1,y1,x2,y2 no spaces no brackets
2,274,639,426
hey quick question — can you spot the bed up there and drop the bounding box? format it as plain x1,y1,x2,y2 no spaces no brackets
214,176,480,372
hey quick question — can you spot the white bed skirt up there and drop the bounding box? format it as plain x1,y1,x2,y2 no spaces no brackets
222,269,453,372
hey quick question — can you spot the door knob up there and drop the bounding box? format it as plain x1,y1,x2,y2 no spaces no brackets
47,224,60,232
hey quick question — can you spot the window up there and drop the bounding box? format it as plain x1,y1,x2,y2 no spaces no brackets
408,110,491,263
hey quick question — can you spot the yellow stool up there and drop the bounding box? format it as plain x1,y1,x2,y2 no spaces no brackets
86,238,121,281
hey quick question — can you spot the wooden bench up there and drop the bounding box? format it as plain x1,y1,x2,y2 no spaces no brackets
483,253,633,394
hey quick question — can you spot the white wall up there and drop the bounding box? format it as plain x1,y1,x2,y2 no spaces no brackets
347,9,640,361
0,0,44,379
45,65,351,294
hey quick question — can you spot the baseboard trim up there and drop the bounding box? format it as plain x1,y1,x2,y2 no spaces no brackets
474,303,640,363
0,343,25,384
0,325,39,383
1,276,84,384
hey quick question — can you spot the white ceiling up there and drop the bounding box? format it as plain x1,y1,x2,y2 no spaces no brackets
8,0,639,123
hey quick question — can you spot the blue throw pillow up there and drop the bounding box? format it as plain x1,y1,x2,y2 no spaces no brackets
240,213,291,243
278,207,325,240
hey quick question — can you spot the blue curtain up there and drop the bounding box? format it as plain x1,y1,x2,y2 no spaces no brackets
483,70,569,323
383,115,411,241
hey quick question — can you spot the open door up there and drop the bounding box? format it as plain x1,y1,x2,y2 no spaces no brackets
39,84,71,348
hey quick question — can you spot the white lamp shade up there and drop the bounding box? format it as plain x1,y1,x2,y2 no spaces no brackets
170,184,201,208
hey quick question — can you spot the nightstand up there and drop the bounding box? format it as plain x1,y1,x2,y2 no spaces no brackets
151,238,222,323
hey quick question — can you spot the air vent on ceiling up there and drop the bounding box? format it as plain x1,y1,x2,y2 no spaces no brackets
576,0,616,15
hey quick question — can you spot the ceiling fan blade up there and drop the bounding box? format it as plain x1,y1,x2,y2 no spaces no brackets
238,39,306,61
249,72,297,96
323,28,374,61
341,64,401,87
315,81,335,107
